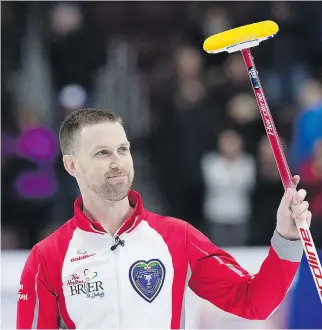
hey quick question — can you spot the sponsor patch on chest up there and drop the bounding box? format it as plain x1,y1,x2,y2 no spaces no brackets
66,269,105,299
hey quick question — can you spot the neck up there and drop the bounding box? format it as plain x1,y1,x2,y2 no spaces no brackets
81,191,133,236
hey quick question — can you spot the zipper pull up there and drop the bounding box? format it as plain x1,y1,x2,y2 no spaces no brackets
111,235,125,251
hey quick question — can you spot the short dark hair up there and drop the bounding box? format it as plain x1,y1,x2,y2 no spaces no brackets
59,108,123,155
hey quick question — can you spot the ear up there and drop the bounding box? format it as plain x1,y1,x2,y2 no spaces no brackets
63,155,76,177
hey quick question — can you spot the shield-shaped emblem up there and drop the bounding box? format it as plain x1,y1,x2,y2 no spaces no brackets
129,259,165,303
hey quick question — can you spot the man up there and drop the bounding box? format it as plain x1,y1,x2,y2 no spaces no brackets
17,108,311,329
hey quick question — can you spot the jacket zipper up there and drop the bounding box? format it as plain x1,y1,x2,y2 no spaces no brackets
113,235,123,329
112,215,138,328
96,217,138,328
114,247,122,328
96,225,123,328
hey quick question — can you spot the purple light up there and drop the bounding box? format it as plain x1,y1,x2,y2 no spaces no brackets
18,127,59,163
15,170,58,199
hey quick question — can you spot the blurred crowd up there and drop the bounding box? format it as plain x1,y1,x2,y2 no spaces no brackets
2,2,322,250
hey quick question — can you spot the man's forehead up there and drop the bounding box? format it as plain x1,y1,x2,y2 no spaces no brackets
79,122,128,148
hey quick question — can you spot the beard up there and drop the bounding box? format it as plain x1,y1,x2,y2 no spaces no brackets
87,171,134,202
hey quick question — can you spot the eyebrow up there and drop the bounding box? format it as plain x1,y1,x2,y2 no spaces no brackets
92,142,130,151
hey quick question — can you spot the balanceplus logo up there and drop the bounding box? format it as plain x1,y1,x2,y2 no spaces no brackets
70,253,96,262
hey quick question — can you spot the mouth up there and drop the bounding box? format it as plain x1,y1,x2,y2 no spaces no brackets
106,175,128,183
108,174,127,179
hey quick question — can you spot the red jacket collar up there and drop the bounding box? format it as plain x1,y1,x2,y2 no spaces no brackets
73,190,146,235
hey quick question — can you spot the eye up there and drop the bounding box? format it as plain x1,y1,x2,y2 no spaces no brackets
95,150,109,156
118,146,129,153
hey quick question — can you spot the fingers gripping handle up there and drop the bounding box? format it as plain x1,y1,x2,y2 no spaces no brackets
241,48,322,302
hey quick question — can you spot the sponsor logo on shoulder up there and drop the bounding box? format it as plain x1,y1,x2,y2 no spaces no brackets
71,253,96,262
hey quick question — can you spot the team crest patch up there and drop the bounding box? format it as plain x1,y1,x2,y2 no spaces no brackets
129,259,165,303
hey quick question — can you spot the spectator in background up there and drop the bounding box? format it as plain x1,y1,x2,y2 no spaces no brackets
261,2,310,106
205,54,252,127
226,93,265,158
200,54,255,153
250,136,285,246
48,3,105,91
149,45,208,231
201,129,255,246
290,79,322,171
201,5,231,40
181,3,232,69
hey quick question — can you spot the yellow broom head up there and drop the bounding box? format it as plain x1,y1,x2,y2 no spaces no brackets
203,21,279,54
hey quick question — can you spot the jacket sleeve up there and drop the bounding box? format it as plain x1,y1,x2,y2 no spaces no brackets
17,245,59,329
187,223,303,320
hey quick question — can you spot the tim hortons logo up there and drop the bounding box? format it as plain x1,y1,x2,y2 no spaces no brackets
300,228,322,297
71,253,96,262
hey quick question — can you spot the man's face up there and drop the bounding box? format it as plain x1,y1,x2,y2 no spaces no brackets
70,121,134,202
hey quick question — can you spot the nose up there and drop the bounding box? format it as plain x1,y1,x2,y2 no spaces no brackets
110,153,124,170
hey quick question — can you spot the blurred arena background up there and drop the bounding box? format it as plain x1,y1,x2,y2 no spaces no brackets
1,1,322,328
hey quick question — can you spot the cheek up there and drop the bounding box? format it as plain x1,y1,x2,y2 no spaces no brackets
78,159,102,177
90,163,108,177
126,156,134,171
